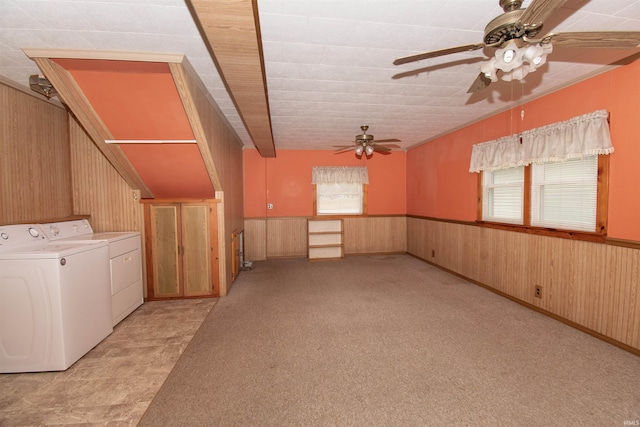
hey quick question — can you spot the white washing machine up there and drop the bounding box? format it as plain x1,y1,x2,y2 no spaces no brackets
40,220,143,326
0,224,112,373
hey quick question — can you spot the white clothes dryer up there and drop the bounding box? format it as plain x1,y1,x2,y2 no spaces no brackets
40,220,143,326
0,224,112,373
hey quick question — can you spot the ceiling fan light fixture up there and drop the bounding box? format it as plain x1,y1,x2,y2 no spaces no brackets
501,63,531,81
523,42,553,70
494,40,524,72
355,145,364,156
503,49,515,63
481,58,500,82
481,40,553,84
365,145,374,156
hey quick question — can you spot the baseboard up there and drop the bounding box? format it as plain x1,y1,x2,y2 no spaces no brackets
345,251,406,257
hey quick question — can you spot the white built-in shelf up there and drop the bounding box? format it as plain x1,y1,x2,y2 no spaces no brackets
308,219,344,260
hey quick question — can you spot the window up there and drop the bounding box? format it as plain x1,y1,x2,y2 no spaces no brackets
316,182,364,215
311,166,368,216
530,156,598,232
480,156,603,233
470,110,612,236
482,166,524,224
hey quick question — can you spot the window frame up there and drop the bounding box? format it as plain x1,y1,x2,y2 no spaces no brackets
313,183,368,217
477,155,609,242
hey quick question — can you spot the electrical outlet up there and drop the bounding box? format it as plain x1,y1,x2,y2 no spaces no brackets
535,285,542,299
267,203,273,210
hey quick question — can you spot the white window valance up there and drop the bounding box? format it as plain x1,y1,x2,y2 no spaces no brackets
312,166,369,184
469,110,613,173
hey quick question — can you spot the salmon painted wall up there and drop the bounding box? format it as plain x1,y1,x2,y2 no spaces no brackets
407,59,640,241
53,58,215,198
244,149,406,217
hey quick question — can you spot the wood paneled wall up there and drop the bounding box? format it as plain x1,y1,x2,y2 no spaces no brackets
0,82,72,224
69,118,144,233
266,217,308,258
343,216,406,255
244,218,267,261
407,216,640,351
244,216,407,261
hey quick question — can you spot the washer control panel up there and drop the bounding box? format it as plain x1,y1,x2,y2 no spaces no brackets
0,224,48,252
42,220,93,241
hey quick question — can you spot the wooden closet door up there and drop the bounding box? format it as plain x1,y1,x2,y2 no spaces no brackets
149,204,182,298
182,204,212,296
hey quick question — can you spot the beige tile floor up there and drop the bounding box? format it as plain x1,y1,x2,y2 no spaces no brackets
0,298,217,426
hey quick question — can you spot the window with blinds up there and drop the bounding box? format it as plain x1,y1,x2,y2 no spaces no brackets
482,166,524,224
530,156,598,232
471,110,610,236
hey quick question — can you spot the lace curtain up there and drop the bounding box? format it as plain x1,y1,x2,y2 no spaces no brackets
312,166,369,184
469,110,613,173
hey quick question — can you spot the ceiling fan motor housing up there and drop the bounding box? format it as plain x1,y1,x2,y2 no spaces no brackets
356,125,374,145
357,134,374,144
484,8,542,45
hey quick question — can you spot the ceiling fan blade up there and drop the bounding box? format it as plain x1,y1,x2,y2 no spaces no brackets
518,0,568,29
545,31,640,49
467,72,492,93
374,138,401,143
393,43,486,65
334,147,355,154
372,144,392,153
376,143,401,149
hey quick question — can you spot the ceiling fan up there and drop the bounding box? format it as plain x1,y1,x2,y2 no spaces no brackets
333,125,401,156
393,0,640,92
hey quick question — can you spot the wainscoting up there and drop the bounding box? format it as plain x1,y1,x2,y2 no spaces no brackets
407,216,640,353
244,216,407,261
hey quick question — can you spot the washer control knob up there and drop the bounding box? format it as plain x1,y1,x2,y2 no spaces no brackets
1,233,8,240
28,227,40,238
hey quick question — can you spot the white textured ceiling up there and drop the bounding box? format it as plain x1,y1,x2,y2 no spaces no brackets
1,0,639,151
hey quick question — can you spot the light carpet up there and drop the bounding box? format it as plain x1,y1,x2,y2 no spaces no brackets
140,255,640,426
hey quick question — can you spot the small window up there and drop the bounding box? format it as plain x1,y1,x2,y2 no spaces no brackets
482,166,524,224
316,182,364,215
530,156,598,232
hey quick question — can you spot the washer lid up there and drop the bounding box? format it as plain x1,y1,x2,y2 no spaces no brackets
0,240,108,259
73,231,140,243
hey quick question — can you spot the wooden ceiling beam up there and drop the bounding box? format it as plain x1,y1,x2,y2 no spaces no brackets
187,0,276,158
169,61,224,191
